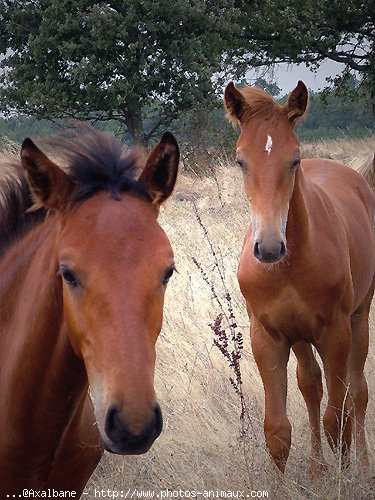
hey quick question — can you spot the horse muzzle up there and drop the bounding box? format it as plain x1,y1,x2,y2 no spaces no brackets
103,402,163,455
253,239,286,263
251,209,288,264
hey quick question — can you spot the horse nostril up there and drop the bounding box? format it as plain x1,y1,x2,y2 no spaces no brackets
105,404,126,443
153,403,163,437
280,241,286,257
253,241,261,259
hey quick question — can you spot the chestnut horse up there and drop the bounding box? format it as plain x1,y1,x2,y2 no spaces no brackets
0,127,179,496
225,81,375,474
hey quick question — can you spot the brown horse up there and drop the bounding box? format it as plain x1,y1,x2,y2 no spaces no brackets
0,127,179,495
224,81,375,475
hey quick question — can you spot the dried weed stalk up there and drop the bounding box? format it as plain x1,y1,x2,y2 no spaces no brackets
192,203,249,428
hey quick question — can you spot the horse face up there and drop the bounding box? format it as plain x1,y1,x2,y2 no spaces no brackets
21,131,179,454
235,120,301,263
225,81,308,264
57,193,174,454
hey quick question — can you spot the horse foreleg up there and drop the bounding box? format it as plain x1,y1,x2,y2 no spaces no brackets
293,341,326,477
251,320,291,472
317,317,352,465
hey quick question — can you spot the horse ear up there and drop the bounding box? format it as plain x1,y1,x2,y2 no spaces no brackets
21,138,74,211
139,132,179,207
286,81,308,124
224,82,247,125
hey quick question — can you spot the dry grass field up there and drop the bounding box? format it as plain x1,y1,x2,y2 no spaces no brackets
2,134,373,499
83,137,375,500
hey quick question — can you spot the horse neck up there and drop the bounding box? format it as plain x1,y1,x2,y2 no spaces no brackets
0,219,87,452
286,167,311,252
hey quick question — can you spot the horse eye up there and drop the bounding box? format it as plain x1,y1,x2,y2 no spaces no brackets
291,159,300,170
236,158,245,169
163,266,175,285
58,265,80,287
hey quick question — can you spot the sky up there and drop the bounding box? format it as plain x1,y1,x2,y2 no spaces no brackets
246,60,345,94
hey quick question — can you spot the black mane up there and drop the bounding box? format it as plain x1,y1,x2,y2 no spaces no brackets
0,126,150,258
40,126,151,203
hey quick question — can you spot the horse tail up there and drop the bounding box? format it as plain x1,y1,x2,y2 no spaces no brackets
351,152,375,190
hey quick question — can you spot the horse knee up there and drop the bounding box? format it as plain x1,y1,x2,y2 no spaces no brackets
264,417,292,472
323,406,352,453
349,375,368,410
297,364,323,404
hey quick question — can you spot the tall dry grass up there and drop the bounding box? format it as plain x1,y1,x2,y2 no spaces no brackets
85,136,375,500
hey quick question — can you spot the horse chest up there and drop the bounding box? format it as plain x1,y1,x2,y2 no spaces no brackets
238,237,352,344
253,286,320,343
239,263,341,344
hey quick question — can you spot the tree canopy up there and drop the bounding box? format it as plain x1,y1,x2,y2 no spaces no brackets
0,0,238,144
0,0,373,144
231,0,375,109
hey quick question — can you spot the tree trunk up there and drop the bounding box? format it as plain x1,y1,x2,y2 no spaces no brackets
125,99,146,146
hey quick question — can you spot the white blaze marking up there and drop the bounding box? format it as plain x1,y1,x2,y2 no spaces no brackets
265,135,273,155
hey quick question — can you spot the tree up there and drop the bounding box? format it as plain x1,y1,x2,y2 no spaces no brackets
252,77,281,98
0,0,239,145
2,1,373,141
229,0,375,112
